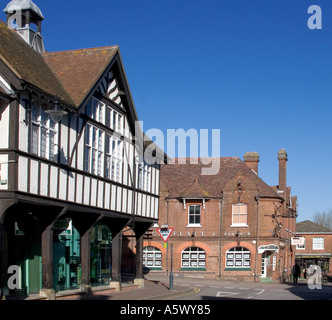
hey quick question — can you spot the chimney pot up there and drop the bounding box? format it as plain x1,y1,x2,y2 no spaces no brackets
278,148,287,195
243,151,259,175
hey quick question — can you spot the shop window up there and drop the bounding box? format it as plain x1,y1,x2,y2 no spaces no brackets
90,223,112,286
188,205,201,226
143,246,162,268
181,247,206,269
225,247,251,269
313,237,324,250
232,203,248,227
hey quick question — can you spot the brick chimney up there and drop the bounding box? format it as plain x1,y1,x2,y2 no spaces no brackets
243,151,259,175
278,148,287,194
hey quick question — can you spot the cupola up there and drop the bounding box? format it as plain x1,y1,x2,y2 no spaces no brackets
3,0,45,53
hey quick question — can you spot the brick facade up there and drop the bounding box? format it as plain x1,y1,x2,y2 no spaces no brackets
143,150,298,282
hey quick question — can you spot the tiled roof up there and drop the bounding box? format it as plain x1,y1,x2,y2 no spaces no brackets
161,157,282,199
43,46,118,107
0,20,74,106
296,220,332,233
179,176,211,198
0,20,119,108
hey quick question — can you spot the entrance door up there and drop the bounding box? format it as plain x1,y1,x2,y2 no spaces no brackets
26,241,42,294
261,252,267,278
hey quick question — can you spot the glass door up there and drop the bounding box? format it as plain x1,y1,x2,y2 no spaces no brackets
261,252,267,278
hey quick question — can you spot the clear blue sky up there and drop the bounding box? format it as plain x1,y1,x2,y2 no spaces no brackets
2,0,332,222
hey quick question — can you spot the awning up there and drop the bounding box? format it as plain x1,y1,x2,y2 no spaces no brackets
295,253,331,259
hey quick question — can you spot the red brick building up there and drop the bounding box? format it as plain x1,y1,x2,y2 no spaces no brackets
143,149,298,282
295,220,332,277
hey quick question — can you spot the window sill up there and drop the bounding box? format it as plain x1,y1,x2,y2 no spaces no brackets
224,268,251,271
180,268,206,271
230,224,248,228
186,224,202,228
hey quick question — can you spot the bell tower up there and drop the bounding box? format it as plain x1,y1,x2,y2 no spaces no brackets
3,0,45,53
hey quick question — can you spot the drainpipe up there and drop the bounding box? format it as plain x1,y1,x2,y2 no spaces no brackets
218,195,223,278
254,196,260,282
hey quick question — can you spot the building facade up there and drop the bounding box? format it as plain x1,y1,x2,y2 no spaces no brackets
0,0,163,298
143,150,298,282
295,220,332,277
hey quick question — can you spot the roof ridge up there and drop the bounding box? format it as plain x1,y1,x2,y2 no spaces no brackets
43,45,119,55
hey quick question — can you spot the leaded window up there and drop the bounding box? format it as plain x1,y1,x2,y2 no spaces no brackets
226,247,251,269
181,247,206,268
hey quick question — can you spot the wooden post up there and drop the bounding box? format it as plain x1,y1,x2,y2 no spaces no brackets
80,231,91,286
40,225,55,299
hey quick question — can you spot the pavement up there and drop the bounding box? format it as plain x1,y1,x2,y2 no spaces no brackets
55,277,194,300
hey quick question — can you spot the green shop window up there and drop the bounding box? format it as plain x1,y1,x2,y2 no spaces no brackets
90,223,112,286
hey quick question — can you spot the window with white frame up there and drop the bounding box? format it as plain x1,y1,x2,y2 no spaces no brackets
226,247,251,269
85,124,104,176
313,237,324,250
106,106,123,134
31,105,57,160
188,205,201,226
232,203,248,226
181,247,206,268
143,246,162,268
106,135,123,182
138,160,151,192
86,97,105,124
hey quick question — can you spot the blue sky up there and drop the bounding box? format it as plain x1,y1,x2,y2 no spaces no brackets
2,0,332,222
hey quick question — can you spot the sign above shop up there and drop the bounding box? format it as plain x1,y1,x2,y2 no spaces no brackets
258,244,279,253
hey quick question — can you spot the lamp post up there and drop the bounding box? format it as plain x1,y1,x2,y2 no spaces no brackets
169,243,173,290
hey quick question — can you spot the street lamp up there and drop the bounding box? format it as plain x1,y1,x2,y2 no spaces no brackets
45,98,68,123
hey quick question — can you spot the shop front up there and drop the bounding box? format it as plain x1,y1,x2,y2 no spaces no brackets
295,254,331,277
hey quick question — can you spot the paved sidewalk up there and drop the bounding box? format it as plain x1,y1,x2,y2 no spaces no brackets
56,279,193,300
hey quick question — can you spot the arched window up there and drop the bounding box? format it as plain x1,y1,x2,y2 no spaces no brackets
181,247,206,268
225,247,251,269
143,246,162,268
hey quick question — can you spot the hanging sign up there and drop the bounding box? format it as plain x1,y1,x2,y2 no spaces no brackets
157,228,174,243
291,237,305,246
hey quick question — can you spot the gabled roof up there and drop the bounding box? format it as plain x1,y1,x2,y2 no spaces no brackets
296,220,332,233
179,176,211,199
161,157,282,200
43,46,118,107
0,20,74,105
